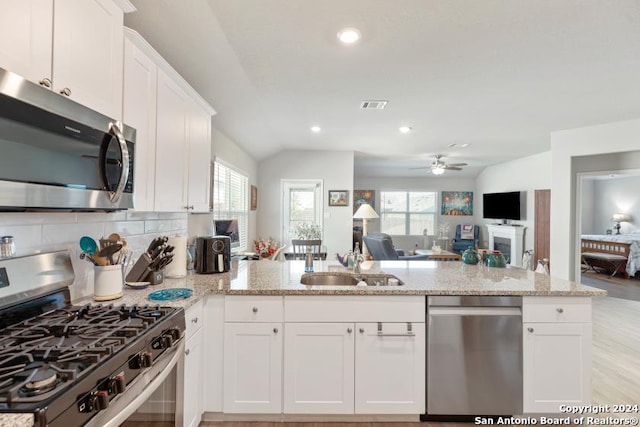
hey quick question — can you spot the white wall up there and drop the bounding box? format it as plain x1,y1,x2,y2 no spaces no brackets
188,126,259,245
474,151,552,254
0,211,187,302
258,150,354,257
581,175,640,235
551,118,640,280
354,176,476,252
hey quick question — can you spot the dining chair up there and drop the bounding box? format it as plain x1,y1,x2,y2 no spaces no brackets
291,239,322,260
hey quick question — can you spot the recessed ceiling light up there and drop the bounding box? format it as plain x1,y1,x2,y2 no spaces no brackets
448,143,456,147
399,126,412,134
337,27,361,44
461,143,470,148
310,126,321,133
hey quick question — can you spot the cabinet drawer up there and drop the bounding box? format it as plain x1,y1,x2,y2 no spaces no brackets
185,299,204,339
225,296,283,322
522,297,591,323
285,296,425,322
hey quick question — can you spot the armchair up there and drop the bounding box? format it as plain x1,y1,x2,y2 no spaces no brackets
362,233,428,261
451,224,480,254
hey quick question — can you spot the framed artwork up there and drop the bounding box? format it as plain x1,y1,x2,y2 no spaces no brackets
353,190,376,213
328,190,349,206
441,191,473,216
250,185,258,210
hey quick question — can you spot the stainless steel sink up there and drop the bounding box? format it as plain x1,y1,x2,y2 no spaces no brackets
300,273,403,286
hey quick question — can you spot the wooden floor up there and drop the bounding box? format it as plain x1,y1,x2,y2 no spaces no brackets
122,297,640,427
581,269,640,301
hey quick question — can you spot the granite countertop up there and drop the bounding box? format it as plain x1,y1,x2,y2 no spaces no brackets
73,259,605,309
0,414,33,427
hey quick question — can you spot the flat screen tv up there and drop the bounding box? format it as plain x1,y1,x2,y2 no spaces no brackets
483,191,522,220
214,219,240,249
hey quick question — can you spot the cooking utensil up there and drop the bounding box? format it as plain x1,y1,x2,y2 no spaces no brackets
79,236,98,255
79,252,99,266
99,243,122,265
146,237,163,254
108,233,121,242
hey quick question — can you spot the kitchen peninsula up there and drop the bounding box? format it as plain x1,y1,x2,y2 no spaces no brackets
0,260,605,427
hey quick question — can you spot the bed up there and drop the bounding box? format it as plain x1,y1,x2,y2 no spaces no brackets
581,234,640,277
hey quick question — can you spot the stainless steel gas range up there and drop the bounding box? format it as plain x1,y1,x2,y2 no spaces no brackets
0,251,186,427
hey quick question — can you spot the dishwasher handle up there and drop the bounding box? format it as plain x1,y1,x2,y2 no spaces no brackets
428,306,522,316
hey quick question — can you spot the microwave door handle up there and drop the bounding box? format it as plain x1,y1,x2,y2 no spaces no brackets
107,122,130,203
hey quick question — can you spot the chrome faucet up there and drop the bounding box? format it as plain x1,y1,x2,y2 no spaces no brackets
353,253,364,273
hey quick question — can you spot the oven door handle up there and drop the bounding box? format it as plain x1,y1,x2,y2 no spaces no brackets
105,122,130,204
88,339,184,427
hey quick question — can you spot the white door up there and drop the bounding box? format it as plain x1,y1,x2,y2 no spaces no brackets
223,323,283,413
186,103,212,212
283,322,354,414
123,36,157,211
0,0,52,85
354,322,425,414
52,0,123,119
523,323,592,413
155,68,189,212
182,328,203,427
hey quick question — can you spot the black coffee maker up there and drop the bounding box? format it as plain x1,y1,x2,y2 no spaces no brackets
195,236,231,273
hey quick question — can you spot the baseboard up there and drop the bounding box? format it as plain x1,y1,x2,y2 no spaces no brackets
202,412,420,422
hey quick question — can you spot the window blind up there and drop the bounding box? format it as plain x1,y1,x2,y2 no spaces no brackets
212,160,249,251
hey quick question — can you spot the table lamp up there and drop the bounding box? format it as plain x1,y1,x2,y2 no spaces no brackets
612,213,631,235
353,203,379,259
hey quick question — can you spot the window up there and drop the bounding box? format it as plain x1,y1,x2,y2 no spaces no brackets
380,191,437,235
282,180,323,244
212,159,249,251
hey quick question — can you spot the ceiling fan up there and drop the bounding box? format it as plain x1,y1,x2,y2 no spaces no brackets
411,154,468,175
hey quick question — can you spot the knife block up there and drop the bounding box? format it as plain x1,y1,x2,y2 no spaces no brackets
146,270,164,285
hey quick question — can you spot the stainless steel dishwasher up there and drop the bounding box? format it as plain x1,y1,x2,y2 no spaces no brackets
427,296,522,417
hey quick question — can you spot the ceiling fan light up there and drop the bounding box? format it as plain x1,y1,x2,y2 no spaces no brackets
432,166,445,175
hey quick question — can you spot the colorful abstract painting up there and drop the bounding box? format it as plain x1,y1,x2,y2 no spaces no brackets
441,191,473,216
353,190,376,213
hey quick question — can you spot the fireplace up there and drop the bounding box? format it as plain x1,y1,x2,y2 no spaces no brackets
486,225,526,267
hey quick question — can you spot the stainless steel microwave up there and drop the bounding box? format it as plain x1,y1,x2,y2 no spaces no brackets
0,67,135,211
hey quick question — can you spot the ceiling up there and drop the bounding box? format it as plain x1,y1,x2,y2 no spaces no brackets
125,0,640,178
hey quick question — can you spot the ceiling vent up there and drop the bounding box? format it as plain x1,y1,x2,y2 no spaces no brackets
360,100,388,110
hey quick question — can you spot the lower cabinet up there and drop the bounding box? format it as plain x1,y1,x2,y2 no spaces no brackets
522,297,592,413
223,322,283,413
283,322,355,414
182,327,203,427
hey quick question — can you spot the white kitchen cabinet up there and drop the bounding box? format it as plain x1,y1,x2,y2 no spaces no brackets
123,35,157,211
178,301,204,427
154,68,190,212
355,322,425,414
53,0,124,119
522,297,592,413
186,102,212,212
0,0,52,84
223,322,283,413
202,295,224,413
283,322,355,414
0,0,125,119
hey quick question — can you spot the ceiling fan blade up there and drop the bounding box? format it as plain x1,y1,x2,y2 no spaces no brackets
409,166,431,170
446,163,468,167
443,166,463,171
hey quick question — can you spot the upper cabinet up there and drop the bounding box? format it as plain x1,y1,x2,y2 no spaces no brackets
0,0,125,119
124,28,215,213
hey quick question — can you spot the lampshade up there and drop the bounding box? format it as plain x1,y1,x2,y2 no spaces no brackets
612,213,631,222
353,203,379,219
432,166,445,175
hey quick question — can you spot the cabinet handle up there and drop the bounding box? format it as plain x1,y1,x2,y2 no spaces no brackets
556,308,564,313
185,349,190,356
252,307,258,313
273,327,278,334
527,327,534,333
59,87,71,96
39,78,52,88
347,328,353,334
359,328,364,333
191,317,198,323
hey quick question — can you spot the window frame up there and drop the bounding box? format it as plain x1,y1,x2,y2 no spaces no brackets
379,190,438,236
211,157,249,252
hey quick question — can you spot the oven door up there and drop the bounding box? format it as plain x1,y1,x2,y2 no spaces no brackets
84,340,184,427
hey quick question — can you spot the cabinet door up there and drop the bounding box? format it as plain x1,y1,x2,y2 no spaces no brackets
186,103,212,212
523,323,592,413
283,322,354,414
0,0,52,85
223,322,283,413
182,327,203,427
123,37,157,211
52,0,123,119
355,322,425,414
155,69,189,212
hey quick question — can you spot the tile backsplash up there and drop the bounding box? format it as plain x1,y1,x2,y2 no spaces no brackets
0,211,189,301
